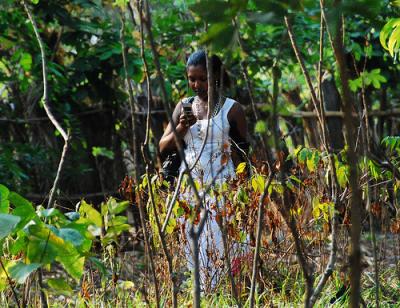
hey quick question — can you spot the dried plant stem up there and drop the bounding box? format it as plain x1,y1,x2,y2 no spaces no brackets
189,208,208,308
120,11,140,180
353,44,380,308
284,191,314,308
22,1,68,142
284,16,327,149
217,215,241,307
145,165,178,307
124,5,161,306
161,171,184,234
137,195,161,308
249,172,274,308
23,3,71,308
233,18,270,162
310,7,340,305
285,9,340,305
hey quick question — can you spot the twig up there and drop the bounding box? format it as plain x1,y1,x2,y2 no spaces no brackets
127,2,161,306
284,16,326,148
249,172,274,308
0,258,21,308
22,1,68,142
145,165,178,307
47,134,70,209
218,215,241,307
189,208,208,308
161,171,184,234
23,0,70,210
309,6,340,305
233,17,270,162
139,0,201,204
136,4,178,303
352,34,380,308
120,10,140,179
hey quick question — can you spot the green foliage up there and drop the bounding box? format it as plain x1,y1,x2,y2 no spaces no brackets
92,146,115,159
0,186,130,288
47,277,73,295
293,146,321,173
1,0,400,305
349,69,387,92
0,214,20,240
382,135,400,153
254,120,267,134
380,18,400,58
9,262,41,284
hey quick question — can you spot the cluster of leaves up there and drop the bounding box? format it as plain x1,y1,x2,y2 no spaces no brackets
0,183,130,295
380,0,400,59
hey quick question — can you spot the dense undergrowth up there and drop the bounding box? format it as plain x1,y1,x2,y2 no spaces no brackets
1,137,400,307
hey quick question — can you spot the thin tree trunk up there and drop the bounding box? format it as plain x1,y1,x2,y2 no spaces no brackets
321,2,363,307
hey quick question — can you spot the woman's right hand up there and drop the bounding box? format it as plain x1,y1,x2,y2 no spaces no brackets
177,113,196,136
160,101,197,154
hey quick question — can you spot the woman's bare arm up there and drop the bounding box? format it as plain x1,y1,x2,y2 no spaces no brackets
228,102,249,166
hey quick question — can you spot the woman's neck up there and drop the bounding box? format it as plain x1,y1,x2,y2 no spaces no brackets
196,91,221,105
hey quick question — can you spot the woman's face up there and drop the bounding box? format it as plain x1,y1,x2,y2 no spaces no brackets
187,65,208,100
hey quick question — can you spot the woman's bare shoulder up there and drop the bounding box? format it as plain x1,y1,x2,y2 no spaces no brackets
227,100,246,122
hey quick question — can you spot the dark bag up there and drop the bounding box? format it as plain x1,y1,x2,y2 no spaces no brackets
161,151,181,182
161,96,195,183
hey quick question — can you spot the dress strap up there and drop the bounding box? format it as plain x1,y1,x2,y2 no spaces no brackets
221,98,236,122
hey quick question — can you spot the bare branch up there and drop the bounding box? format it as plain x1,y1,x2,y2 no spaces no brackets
249,171,275,308
22,1,68,142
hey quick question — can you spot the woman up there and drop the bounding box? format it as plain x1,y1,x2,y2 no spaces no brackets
159,50,248,183
159,50,248,290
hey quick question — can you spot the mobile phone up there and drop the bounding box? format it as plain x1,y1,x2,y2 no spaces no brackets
182,101,193,115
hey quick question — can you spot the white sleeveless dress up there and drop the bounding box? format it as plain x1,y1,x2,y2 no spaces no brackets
179,97,236,184
178,97,238,290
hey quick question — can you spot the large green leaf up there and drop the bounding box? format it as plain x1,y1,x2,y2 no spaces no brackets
89,257,108,277
8,192,33,209
190,0,236,23
380,19,400,57
26,225,85,280
108,216,128,227
47,278,73,295
0,259,17,292
9,262,41,284
9,192,36,229
0,214,21,240
199,22,237,51
26,225,62,264
57,228,85,247
106,198,129,215
0,185,10,214
10,235,28,256
78,200,102,227
56,254,85,281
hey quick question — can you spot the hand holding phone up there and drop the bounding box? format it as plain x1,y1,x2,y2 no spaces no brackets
178,101,196,130
182,101,193,116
